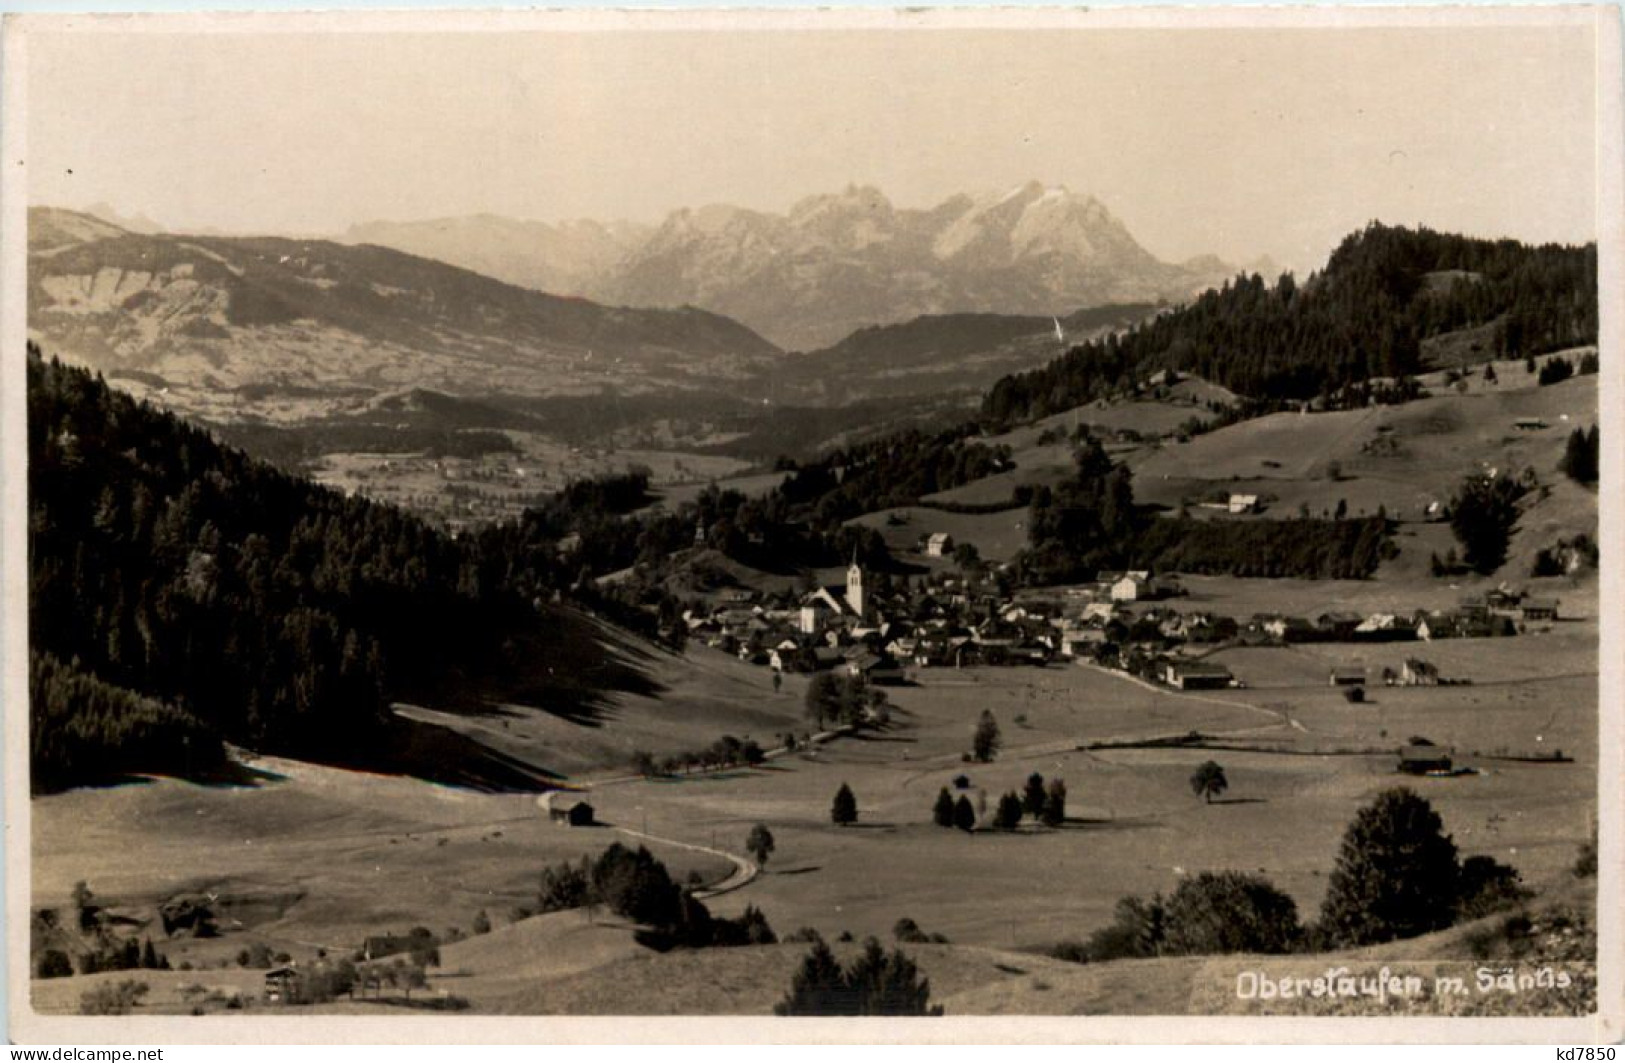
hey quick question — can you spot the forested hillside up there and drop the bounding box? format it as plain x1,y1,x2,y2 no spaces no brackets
984,223,1597,422
26,348,663,790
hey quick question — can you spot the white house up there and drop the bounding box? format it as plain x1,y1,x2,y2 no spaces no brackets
925,532,955,558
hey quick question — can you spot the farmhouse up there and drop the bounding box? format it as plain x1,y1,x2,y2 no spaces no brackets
1164,659,1235,690
539,793,595,827
1521,598,1559,622
1315,612,1364,640
264,965,302,1004
1227,493,1260,514
925,532,955,558
1328,666,1366,687
1100,570,1152,602
1400,658,1440,686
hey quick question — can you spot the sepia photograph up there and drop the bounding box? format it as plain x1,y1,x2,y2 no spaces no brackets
2,5,1620,1043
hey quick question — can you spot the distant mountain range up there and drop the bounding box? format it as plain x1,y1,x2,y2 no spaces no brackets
343,183,1242,349
27,207,780,402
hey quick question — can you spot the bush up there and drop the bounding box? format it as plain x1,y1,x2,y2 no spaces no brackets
1161,872,1302,955
36,949,73,979
80,980,149,1015
1574,836,1598,878
1456,855,1531,920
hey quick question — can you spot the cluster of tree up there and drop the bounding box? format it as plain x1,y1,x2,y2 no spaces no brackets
236,942,291,969
1054,871,1304,963
29,651,224,794
631,734,767,778
1560,425,1599,485
1017,436,1392,585
1532,533,1599,578
984,224,1597,421
1536,351,1597,387
1053,788,1529,964
1449,470,1534,574
35,935,169,980
776,426,1009,526
774,935,943,1016
891,918,949,945
805,673,888,731
931,789,978,832
533,843,776,951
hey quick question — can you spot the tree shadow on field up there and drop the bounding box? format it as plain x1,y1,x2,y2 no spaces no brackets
310,716,564,793
1059,814,1163,832
409,605,665,731
1208,797,1268,806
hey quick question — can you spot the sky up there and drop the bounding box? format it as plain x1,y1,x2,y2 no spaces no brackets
17,12,1605,272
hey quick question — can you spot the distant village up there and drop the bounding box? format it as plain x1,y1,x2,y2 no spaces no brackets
682,548,1562,695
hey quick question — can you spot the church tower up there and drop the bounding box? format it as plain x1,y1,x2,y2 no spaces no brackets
846,554,865,617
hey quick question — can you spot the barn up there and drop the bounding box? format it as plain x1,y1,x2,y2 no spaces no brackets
1398,748,1454,775
1164,660,1235,690
539,792,596,827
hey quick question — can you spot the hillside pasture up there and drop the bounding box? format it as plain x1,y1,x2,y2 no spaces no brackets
846,506,1032,564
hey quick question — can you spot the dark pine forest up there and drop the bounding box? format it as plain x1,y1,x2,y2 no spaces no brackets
983,223,1598,423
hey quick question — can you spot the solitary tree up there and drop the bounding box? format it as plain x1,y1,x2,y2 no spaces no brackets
1319,787,1461,946
1022,772,1048,819
71,880,96,931
1560,425,1600,485
1189,761,1228,804
1041,778,1068,827
746,823,776,867
1450,472,1527,574
953,794,977,832
471,909,491,935
831,783,858,826
972,711,1001,762
932,788,956,828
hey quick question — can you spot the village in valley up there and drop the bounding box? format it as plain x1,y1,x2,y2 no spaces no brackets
688,549,1564,709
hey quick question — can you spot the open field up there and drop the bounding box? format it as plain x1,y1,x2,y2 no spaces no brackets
29,592,1597,1015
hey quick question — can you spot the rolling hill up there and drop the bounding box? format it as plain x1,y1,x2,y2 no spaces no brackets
767,304,1158,405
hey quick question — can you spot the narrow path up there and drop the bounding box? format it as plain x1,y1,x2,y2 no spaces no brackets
609,825,758,900
1075,661,1308,733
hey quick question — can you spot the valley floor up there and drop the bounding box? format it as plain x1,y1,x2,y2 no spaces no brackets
30,598,1598,1018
